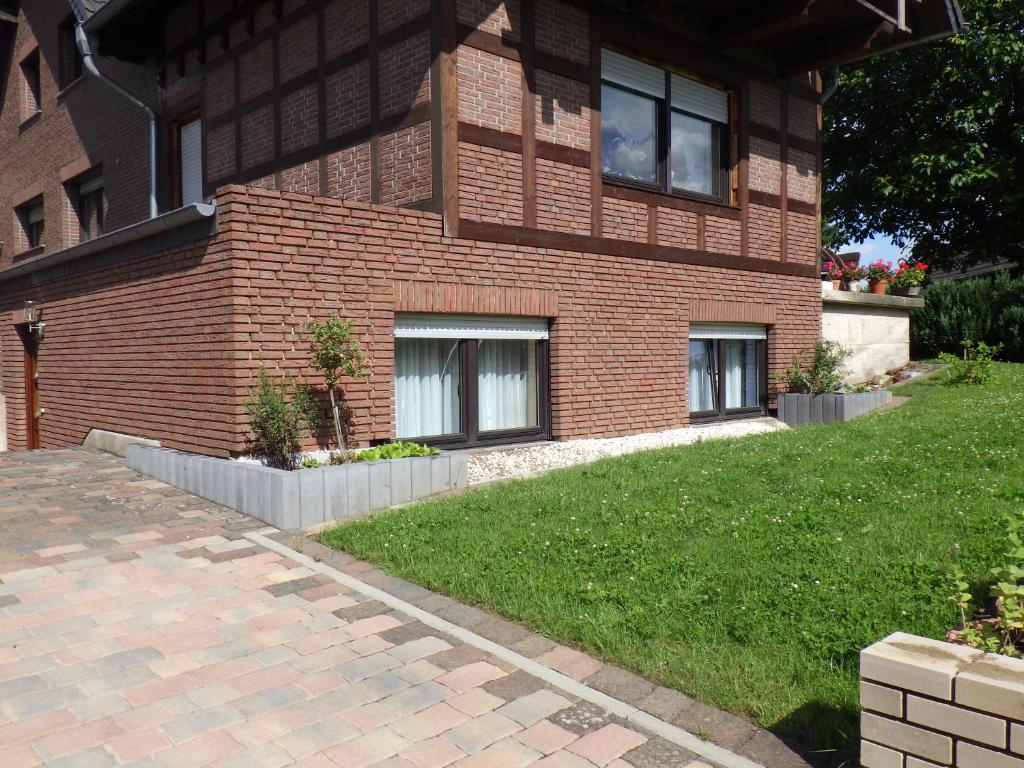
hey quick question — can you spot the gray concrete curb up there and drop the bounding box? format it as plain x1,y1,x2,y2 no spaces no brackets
777,390,893,428
125,445,467,528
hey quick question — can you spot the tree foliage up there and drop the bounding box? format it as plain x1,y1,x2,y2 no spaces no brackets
823,0,1024,269
307,316,370,450
245,368,319,470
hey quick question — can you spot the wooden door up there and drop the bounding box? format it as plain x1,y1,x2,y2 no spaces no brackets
19,328,40,449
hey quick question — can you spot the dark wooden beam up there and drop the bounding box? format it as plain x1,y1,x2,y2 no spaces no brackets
713,0,819,47
780,20,897,75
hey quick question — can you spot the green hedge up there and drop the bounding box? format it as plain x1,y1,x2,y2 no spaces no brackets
912,271,1024,361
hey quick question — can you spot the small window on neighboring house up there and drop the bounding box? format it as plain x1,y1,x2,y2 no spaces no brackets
171,113,203,207
16,198,45,251
58,18,83,90
76,174,104,241
20,48,41,121
601,49,732,203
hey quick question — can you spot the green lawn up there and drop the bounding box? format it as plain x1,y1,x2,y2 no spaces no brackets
320,364,1024,756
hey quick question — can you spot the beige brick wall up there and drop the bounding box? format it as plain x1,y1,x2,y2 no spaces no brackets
860,632,1024,767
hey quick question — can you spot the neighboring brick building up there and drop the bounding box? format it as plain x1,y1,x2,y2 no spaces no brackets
0,0,963,454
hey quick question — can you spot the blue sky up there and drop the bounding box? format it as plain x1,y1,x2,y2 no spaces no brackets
848,234,908,266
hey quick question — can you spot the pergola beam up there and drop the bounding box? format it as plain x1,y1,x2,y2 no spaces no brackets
712,0,820,46
780,19,898,74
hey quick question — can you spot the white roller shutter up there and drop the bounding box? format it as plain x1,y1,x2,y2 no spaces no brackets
671,74,729,124
394,314,550,340
179,118,204,206
602,49,664,98
690,323,766,340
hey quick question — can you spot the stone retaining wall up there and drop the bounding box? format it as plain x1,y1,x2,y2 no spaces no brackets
125,445,468,530
860,631,1024,767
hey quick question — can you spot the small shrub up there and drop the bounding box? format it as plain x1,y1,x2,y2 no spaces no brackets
245,368,319,470
352,441,439,462
949,515,1024,658
300,457,322,469
328,452,351,465
307,316,370,450
938,340,1002,385
778,340,851,394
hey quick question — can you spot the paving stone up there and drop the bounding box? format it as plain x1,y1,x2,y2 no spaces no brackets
584,666,656,704
425,644,491,672
334,599,392,622
482,669,549,701
379,621,443,646
635,687,698,722
497,689,574,727
436,661,507,693
550,702,613,736
620,735,699,768
441,712,522,754
515,719,579,755
567,723,648,767
265,576,323,597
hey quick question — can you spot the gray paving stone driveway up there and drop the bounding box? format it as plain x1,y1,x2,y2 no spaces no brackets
0,449,750,768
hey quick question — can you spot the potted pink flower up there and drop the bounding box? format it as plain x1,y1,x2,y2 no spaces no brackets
822,261,843,291
839,263,867,291
865,260,894,295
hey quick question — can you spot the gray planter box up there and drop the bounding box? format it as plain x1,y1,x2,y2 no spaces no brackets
125,446,468,530
777,390,892,428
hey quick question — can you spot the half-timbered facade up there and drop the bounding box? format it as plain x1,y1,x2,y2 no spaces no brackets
0,0,962,454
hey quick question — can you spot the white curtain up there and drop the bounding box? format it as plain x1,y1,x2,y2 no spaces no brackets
395,338,460,438
688,340,716,412
478,340,537,431
724,340,760,409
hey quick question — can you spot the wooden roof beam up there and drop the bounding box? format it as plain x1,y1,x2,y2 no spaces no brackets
779,19,898,74
713,0,820,47
851,0,911,32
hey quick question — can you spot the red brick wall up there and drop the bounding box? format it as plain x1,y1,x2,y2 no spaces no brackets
0,0,153,269
0,185,820,455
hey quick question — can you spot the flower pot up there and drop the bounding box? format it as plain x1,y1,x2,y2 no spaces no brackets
869,279,889,295
892,285,921,297
832,280,841,291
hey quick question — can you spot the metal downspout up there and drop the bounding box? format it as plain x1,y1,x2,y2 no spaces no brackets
74,23,158,219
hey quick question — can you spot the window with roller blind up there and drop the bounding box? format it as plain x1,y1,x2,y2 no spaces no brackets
170,111,203,208
601,49,732,203
688,324,767,421
393,315,552,448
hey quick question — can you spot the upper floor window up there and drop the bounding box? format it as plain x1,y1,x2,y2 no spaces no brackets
171,112,203,207
601,50,731,203
16,198,44,251
20,48,41,122
76,173,105,241
58,17,84,90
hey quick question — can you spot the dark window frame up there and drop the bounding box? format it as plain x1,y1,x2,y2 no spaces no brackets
75,173,105,242
20,48,41,122
689,338,768,423
397,337,552,450
601,67,733,206
15,197,45,252
168,108,201,209
58,17,84,91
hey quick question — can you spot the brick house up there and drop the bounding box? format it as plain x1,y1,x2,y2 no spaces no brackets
0,0,962,455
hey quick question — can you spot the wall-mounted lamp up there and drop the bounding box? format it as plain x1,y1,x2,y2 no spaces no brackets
23,301,45,339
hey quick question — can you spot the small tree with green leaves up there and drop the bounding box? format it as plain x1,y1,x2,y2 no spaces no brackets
245,368,319,470
779,340,852,394
307,316,370,450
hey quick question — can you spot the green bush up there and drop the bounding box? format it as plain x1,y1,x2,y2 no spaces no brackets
245,368,319,470
300,457,322,469
912,272,1024,361
352,441,439,462
778,340,851,394
939,340,1003,385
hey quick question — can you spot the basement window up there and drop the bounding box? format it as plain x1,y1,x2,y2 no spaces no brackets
394,315,552,448
601,49,731,203
689,324,767,421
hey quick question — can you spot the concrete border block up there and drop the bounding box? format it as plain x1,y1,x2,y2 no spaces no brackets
390,458,413,507
83,429,161,458
278,472,301,530
324,466,348,522
298,468,326,528
368,461,392,510
411,457,432,499
430,455,452,494
346,463,371,519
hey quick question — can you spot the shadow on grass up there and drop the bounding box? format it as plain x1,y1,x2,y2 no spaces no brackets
771,700,861,768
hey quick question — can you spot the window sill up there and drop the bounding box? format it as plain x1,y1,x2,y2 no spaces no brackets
12,245,45,262
19,111,41,133
57,77,85,101
602,177,739,213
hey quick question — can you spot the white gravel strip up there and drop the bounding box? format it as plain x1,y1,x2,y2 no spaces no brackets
467,418,786,485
